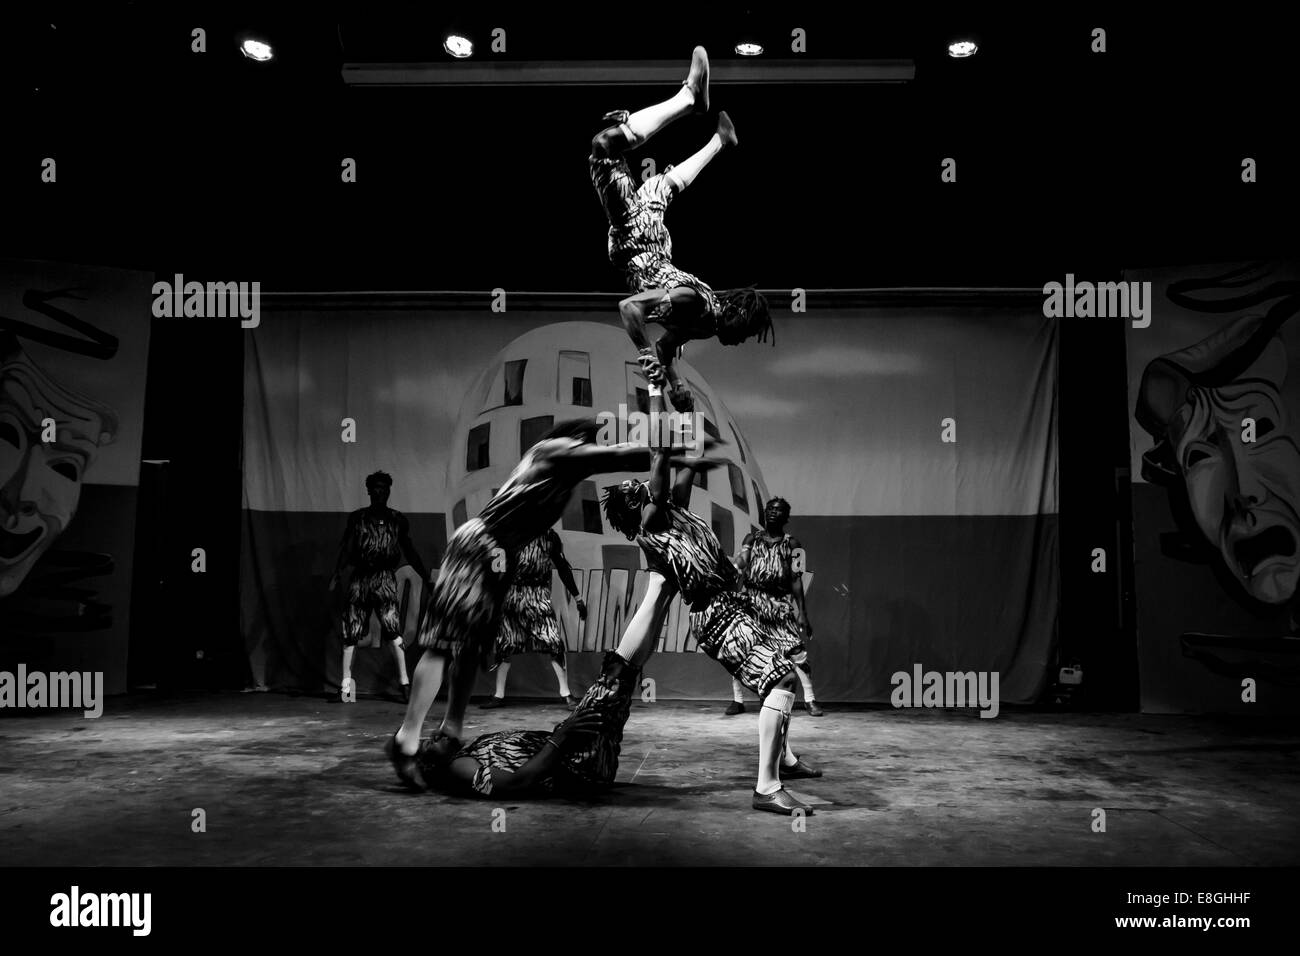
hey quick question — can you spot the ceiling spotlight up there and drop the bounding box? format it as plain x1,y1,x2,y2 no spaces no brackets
735,41,764,56
240,38,274,62
947,40,978,58
444,34,473,58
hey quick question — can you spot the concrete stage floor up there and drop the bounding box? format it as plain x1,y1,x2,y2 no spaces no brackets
2,694,1297,866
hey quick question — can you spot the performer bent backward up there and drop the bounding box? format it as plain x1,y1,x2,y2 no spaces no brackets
329,471,430,703
589,45,774,414
598,403,823,815
727,497,822,716
385,420,706,789
481,529,588,710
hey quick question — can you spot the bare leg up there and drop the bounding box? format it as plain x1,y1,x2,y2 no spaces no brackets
491,660,510,699
388,638,409,686
614,573,673,669
666,112,736,193
551,659,572,698
394,649,448,755
341,645,356,702
436,641,480,740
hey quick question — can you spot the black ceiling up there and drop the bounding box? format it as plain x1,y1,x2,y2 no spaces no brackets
2,5,1295,290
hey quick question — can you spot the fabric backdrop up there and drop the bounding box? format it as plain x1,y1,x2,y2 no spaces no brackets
242,305,1058,703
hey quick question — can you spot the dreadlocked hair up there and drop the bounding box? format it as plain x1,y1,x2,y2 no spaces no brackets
365,470,393,489
716,286,774,346
600,485,643,540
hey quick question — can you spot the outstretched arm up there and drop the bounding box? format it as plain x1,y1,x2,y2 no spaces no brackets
548,530,586,618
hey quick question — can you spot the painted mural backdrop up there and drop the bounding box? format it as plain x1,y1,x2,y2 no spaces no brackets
1127,261,1300,713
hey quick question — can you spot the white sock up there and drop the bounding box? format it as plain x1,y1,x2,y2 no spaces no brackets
552,660,571,698
756,689,795,795
493,661,510,698
732,677,745,703
782,739,799,768
625,87,694,145
666,134,721,193
798,667,815,702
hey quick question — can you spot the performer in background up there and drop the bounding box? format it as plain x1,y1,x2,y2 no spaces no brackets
481,529,587,710
386,420,707,790
600,430,823,816
329,471,429,703
728,497,822,716
589,45,773,413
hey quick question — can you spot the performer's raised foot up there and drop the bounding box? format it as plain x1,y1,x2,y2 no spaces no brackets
684,46,710,113
779,756,823,780
753,788,812,815
716,110,738,148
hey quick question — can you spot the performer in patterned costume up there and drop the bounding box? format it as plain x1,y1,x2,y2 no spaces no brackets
481,529,587,710
588,45,773,413
329,471,429,703
600,434,823,815
728,496,822,716
386,420,703,789
417,649,643,797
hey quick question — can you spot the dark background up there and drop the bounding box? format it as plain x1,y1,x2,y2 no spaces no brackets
2,5,1293,704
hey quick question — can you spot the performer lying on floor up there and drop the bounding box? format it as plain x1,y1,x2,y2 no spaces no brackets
599,419,823,815
417,651,642,797
588,45,773,413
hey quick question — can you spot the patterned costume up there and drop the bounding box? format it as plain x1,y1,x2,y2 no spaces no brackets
490,531,565,667
589,153,721,324
419,651,642,796
743,532,806,656
417,439,583,664
639,503,795,698
342,508,408,645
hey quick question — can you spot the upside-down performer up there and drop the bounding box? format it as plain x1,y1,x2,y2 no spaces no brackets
728,496,822,716
599,426,822,815
385,420,704,789
589,45,773,412
329,471,430,703
481,529,587,710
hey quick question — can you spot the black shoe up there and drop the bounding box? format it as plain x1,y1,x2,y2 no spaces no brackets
479,696,506,709
752,788,812,815
384,734,423,790
684,46,710,113
400,682,411,704
725,700,745,716
780,757,823,780
805,700,824,717
564,695,580,710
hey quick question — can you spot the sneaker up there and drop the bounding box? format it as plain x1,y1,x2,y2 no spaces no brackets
564,695,580,710
752,788,812,816
779,757,823,780
479,696,506,709
684,46,710,113
716,110,738,148
725,700,746,716
806,700,825,717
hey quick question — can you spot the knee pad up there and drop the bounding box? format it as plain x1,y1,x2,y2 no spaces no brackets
762,687,795,717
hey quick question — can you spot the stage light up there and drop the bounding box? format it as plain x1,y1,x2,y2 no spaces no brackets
240,38,274,62
444,34,473,58
735,41,764,56
947,40,978,58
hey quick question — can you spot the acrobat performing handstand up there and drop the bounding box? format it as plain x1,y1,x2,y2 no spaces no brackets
589,45,774,412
